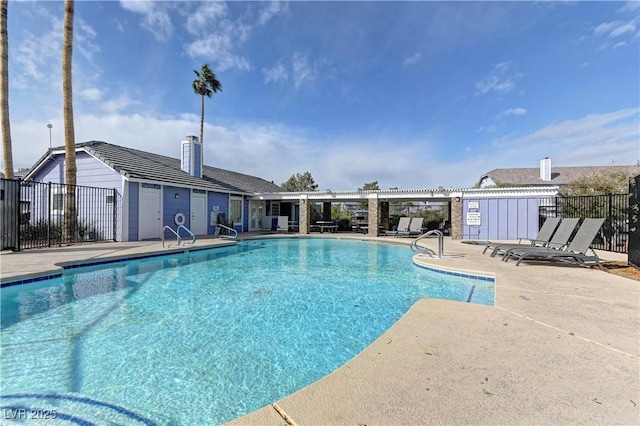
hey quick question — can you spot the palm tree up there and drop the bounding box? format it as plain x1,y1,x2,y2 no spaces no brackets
1,0,14,179
192,64,222,148
62,0,77,242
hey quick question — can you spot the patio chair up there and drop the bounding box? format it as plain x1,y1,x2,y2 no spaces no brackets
276,216,288,233
385,217,410,236
499,218,580,260
504,218,605,270
399,217,425,237
483,217,561,257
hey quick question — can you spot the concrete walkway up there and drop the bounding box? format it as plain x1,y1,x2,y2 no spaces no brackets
1,235,638,425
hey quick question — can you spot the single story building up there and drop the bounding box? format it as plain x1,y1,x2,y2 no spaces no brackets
22,137,285,241
18,139,563,243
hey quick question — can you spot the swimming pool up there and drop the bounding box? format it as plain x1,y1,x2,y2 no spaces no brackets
1,238,494,424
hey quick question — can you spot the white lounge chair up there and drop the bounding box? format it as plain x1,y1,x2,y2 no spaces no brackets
399,217,424,237
385,217,410,236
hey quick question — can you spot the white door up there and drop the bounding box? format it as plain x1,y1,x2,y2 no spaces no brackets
191,193,207,235
250,201,265,230
139,188,161,239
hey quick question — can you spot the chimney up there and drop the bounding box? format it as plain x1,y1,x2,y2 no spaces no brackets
540,157,551,181
181,135,203,178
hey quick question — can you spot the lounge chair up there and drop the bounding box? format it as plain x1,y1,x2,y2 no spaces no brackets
483,217,561,257
276,216,288,233
385,217,410,236
500,217,580,260
504,218,605,270
399,217,425,237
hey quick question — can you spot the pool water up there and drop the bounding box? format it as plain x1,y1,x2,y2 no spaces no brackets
1,238,493,424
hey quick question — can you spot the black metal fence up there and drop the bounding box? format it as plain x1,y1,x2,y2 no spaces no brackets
539,193,628,253
629,175,639,268
1,178,119,251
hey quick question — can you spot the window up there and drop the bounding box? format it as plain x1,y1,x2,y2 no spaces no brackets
230,197,242,225
271,202,280,216
52,192,65,214
106,195,114,205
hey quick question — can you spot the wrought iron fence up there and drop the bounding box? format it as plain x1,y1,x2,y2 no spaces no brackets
1,178,119,251
539,192,628,253
629,175,639,268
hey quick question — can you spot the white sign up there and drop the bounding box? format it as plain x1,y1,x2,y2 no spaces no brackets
466,212,481,226
468,201,479,209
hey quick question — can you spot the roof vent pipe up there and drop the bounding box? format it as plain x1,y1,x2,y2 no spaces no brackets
540,157,551,181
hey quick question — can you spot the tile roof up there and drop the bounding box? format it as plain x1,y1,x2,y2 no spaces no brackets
480,165,639,186
39,141,281,194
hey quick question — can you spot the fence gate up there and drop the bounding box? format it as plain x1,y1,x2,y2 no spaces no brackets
630,175,639,268
1,179,20,250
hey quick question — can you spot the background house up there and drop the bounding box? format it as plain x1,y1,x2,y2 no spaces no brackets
478,157,638,188
23,137,281,241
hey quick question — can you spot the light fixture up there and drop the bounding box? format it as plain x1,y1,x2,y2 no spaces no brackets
455,197,461,202
175,193,179,199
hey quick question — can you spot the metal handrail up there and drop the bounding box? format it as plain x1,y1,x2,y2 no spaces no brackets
410,230,444,258
177,225,196,246
162,226,181,248
217,224,238,239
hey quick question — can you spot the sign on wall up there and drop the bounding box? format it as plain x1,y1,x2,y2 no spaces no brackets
468,201,479,209
466,212,481,226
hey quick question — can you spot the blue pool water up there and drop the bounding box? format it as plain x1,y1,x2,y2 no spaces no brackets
1,238,493,424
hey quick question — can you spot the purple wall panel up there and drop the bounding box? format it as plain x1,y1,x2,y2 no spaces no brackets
163,186,190,233
128,182,139,241
507,198,519,240
462,196,540,241
496,198,508,240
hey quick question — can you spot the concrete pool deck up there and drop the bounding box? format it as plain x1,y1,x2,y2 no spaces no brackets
1,235,638,425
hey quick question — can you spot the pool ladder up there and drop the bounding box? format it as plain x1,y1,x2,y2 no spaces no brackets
216,224,238,239
410,230,464,259
162,225,196,248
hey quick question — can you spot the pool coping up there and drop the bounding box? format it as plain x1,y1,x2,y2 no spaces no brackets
0,240,237,287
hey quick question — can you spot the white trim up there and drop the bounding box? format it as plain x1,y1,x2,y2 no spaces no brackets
127,177,248,196
121,177,129,241
251,186,559,202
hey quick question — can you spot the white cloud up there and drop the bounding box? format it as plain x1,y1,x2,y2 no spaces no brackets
594,20,637,38
119,1,173,42
113,18,125,33
403,52,422,67
9,107,639,191
474,61,522,96
476,125,497,133
618,1,640,14
591,3,639,50
12,9,99,92
258,1,288,26
79,88,104,102
496,107,527,120
100,94,140,114
184,4,252,72
185,2,227,35
292,53,315,89
263,63,288,84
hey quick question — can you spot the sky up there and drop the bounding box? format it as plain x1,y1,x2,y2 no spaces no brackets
3,0,640,191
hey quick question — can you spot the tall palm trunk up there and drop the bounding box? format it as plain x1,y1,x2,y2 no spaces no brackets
1,0,13,179
200,93,204,145
62,0,76,243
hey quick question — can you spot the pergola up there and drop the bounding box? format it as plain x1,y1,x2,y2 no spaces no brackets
251,186,559,238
